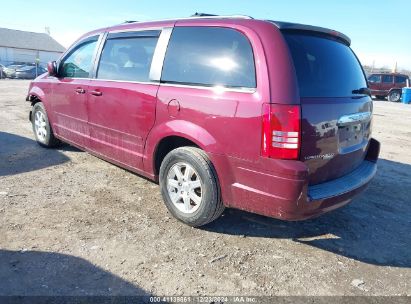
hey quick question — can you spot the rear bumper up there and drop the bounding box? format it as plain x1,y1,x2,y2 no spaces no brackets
308,160,376,201
211,138,380,221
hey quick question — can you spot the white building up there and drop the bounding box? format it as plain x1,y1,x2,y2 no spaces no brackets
0,27,65,66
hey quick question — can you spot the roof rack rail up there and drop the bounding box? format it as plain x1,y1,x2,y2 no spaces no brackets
117,14,253,26
191,13,218,17
189,13,253,19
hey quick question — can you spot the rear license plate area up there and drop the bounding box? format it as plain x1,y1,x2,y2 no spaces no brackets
338,123,367,153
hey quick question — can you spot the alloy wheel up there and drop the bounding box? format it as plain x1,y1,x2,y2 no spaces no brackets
166,162,203,214
34,111,47,142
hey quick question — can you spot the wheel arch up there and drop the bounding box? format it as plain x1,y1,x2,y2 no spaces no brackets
388,88,402,94
26,85,47,105
153,136,201,177
26,85,53,122
27,94,43,122
144,120,220,178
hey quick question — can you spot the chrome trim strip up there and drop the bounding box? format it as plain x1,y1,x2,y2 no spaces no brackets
87,78,255,93
337,112,372,126
159,82,256,93
91,32,108,78
89,78,156,85
149,27,173,81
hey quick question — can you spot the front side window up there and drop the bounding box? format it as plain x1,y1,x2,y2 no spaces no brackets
368,75,381,83
161,27,256,88
60,39,98,78
97,35,159,82
382,75,393,83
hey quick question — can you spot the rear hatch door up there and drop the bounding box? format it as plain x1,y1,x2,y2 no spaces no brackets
284,32,372,185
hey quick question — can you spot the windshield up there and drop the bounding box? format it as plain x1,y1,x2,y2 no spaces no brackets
284,32,367,98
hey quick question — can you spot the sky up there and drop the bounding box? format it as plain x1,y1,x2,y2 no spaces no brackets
2,0,411,69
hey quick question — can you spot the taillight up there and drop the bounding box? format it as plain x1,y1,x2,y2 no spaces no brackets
261,103,301,160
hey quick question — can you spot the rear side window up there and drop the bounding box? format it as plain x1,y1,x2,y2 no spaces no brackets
162,27,256,88
97,34,159,82
382,75,393,83
284,33,367,97
395,75,407,84
60,39,98,78
368,75,381,83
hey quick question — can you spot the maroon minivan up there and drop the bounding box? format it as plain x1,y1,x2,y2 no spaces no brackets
26,15,380,226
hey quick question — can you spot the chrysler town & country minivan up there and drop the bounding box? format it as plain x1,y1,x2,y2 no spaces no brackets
26,15,380,226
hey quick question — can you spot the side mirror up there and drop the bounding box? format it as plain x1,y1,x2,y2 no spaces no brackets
47,61,57,77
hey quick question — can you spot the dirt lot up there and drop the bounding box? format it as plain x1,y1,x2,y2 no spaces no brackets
0,80,410,297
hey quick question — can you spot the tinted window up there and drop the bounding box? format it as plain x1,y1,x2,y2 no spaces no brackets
284,33,367,97
162,27,256,88
368,75,381,83
60,39,98,78
395,76,407,84
97,35,159,82
382,75,393,83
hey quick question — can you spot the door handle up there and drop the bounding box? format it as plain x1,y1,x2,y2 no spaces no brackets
90,90,103,97
75,88,85,94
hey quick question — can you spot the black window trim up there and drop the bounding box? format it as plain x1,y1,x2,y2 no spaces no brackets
159,25,258,92
91,29,163,84
107,30,160,40
57,34,103,79
81,26,257,93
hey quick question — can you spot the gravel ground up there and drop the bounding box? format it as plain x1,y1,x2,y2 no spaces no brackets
0,80,410,297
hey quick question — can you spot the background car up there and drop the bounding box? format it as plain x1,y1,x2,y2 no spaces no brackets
2,63,45,79
14,65,47,79
0,63,5,78
368,72,409,102
2,64,25,78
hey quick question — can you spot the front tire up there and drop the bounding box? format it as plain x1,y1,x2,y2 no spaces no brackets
388,90,401,102
31,102,60,148
159,147,224,227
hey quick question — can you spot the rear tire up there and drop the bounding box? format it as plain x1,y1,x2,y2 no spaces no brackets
31,102,60,148
159,147,224,227
388,90,401,102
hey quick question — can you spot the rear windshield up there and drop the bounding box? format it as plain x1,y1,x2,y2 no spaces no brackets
284,32,367,98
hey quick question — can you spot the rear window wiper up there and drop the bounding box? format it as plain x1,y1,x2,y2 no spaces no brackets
352,87,371,96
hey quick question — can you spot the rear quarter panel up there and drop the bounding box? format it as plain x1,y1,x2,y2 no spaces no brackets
144,20,299,205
